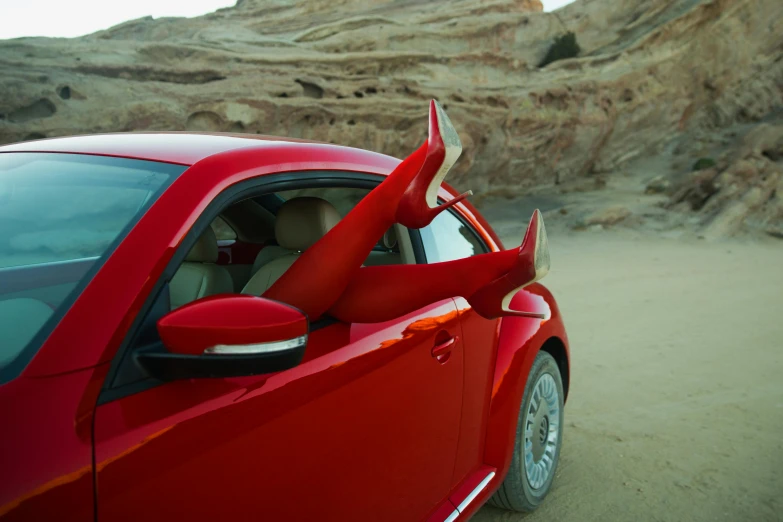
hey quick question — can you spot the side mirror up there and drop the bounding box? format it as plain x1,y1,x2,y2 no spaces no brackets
136,294,308,381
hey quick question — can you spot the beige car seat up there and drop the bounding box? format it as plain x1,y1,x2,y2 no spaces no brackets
170,227,233,309
364,227,403,266
242,197,340,296
251,245,290,275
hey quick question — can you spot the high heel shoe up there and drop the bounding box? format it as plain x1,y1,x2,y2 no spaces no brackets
395,100,473,229
467,209,551,319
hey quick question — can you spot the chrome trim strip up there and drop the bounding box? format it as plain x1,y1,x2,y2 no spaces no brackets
456,471,496,513
204,334,307,355
444,510,460,522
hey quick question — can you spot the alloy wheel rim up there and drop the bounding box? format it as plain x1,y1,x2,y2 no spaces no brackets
523,372,560,490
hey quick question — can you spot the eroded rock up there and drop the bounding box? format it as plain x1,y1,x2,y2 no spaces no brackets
584,206,632,226
0,0,781,215
186,111,223,131
8,99,56,123
645,175,670,194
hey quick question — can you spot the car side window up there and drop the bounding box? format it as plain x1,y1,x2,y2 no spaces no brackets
420,209,488,263
210,216,236,241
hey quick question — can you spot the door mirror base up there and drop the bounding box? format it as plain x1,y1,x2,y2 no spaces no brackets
136,347,305,381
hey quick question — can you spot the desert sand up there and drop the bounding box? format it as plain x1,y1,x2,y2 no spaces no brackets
475,229,783,521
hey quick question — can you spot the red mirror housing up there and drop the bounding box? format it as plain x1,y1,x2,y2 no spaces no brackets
157,294,308,356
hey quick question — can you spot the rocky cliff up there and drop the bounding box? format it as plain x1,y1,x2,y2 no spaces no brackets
1,0,782,237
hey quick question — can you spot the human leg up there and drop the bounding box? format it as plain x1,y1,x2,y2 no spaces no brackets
262,100,470,319
328,210,550,323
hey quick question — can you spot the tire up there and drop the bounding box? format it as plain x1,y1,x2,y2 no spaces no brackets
489,351,565,512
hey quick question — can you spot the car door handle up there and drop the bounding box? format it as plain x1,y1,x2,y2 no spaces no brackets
432,336,457,359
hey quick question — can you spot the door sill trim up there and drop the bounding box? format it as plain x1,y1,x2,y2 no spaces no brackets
456,470,495,513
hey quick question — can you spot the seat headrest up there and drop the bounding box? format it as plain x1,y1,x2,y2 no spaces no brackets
382,227,397,250
185,227,219,263
275,197,340,251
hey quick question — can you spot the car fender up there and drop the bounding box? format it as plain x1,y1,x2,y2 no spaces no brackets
483,283,570,484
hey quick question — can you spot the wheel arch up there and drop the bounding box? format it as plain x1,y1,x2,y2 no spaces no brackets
481,284,569,496
540,336,569,402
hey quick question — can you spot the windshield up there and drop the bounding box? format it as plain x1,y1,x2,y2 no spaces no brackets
0,152,185,382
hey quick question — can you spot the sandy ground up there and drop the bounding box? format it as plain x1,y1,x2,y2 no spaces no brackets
474,230,783,522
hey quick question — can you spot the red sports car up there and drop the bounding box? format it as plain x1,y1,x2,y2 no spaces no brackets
0,133,569,521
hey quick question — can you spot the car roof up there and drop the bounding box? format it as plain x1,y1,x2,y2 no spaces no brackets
0,131,503,248
0,132,397,168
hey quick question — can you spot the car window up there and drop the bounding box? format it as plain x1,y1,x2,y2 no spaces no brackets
272,187,408,265
276,187,370,217
210,216,236,241
0,152,183,382
420,209,488,263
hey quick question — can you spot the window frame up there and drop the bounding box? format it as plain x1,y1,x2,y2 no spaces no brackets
415,203,490,265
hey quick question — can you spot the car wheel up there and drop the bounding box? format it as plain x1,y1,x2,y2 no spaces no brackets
489,350,564,512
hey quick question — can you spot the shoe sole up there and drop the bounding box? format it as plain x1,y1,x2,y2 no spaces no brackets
425,100,463,208
502,210,551,315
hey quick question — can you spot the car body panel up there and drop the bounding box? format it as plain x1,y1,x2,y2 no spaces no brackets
448,304,499,490
0,133,569,521
426,498,460,522
463,286,569,518
0,365,107,521
94,300,464,522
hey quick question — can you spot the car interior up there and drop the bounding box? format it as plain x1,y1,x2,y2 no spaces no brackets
169,187,417,311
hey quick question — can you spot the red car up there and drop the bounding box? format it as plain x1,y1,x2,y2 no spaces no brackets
0,133,570,522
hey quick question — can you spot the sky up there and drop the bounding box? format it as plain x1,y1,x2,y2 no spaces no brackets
0,0,577,40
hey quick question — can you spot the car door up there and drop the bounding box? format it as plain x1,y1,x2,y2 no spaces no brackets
418,208,501,488
93,214,464,520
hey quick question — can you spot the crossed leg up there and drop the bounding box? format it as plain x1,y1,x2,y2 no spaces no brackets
261,143,427,319
327,248,520,323
262,100,546,324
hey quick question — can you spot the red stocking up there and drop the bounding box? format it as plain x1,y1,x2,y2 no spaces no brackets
263,101,469,319
262,100,547,322
328,248,520,323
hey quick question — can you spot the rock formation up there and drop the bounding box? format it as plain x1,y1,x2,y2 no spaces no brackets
1,0,782,236
666,123,783,239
